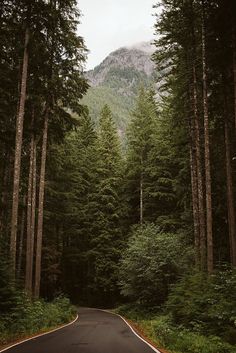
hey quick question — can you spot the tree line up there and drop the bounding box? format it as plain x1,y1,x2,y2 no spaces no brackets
0,0,88,299
153,0,236,272
0,0,236,324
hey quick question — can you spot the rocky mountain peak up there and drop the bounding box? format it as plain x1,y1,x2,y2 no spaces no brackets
82,42,155,131
86,41,155,87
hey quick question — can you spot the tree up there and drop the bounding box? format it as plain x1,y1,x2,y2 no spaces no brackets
32,0,88,298
201,0,213,274
0,0,88,298
43,114,98,301
88,105,124,305
125,89,156,225
10,20,30,276
119,223,192,306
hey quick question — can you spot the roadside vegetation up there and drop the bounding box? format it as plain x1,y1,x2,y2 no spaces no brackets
0,293,75,347
117,224,236,353
116,302,236,353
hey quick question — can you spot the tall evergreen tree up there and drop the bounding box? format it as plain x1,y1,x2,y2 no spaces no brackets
88,105,123,305
125,89,156,225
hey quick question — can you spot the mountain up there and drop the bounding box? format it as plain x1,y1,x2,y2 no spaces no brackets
82,42,156,132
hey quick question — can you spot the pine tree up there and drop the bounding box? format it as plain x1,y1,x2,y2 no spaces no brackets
88,105,123,305
125,89,156,225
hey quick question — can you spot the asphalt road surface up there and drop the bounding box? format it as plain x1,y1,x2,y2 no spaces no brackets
2,307,160,353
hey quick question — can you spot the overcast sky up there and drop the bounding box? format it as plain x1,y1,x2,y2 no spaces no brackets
78,0,156,70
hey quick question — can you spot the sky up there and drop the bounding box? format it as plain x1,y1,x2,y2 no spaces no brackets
78,0,156,70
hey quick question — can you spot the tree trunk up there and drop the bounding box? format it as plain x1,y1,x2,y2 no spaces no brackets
34,111,49,298
188,81,200,266
10,27,29,275
30,138,37,289
25,135,33,293
201,1,213,273
190,144,200,266
17,195,26,279
192,65,206,270
25,128,36,296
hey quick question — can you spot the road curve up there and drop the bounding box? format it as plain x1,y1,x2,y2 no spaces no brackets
1,307,161,353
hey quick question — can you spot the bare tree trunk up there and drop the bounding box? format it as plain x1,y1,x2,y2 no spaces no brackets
30,138,37,288
193,65,206,270
17,195,26,279
10,28,29,275
190,144,200,266
188,81,200,266
25,136,33,293
201,1,213,273
25,126,36,296
34,112,49,298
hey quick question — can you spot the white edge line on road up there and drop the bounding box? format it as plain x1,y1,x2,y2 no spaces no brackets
98,309,161,353
0,314,78,353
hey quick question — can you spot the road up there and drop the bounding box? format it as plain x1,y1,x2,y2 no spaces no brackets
1,307,160,353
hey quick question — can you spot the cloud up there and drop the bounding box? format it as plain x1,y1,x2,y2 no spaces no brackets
78,0,155,69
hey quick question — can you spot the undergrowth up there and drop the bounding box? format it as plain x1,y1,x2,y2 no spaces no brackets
0,295,76,346
116,304,236,353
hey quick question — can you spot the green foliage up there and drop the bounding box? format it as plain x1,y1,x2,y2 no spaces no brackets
82,85,135,132
0,249,17,313
151,316,235,353
0,295,76,345
115,306,236,353
119,223,193,306
87,105,124,305
44,107,125,306
124,89,157,224
146,95,191,230
103,66,151,94
124,88,189,229
167,269,236,343
44,114,98,301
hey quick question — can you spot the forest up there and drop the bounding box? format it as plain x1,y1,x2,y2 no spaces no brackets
0,0,236,352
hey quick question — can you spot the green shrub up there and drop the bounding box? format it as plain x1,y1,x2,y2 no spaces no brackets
0,295,76,346
167,269,236,343
151,316,235,353
119,224,193,306
0,248,18,313
116,306,236,353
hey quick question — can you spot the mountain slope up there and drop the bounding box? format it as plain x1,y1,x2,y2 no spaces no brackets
83,42,155,132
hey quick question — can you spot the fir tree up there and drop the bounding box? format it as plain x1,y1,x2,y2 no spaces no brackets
88,105,123,305
125,89,156,225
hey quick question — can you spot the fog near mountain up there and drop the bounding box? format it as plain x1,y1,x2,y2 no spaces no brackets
124,41,155,54
83,42,155,131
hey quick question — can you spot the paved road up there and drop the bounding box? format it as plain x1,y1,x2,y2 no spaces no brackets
2,308,160,353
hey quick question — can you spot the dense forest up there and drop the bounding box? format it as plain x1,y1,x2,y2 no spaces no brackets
0,0,236,352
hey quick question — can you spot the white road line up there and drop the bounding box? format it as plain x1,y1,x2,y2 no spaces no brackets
0,314,78,353
98,309,162,353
